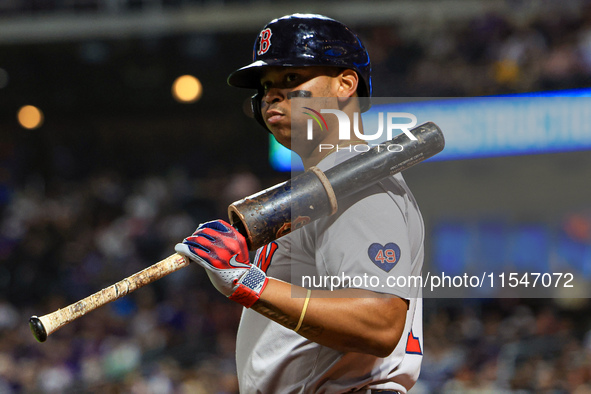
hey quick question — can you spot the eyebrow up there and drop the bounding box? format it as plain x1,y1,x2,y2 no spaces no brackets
286,90,312,99
260,71,298,87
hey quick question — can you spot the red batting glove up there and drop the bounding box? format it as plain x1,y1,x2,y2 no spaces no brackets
175,220,268,308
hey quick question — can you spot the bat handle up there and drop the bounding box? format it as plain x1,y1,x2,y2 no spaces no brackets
29,253,190,342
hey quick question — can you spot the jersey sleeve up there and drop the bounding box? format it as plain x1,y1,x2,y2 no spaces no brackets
310,178,420,299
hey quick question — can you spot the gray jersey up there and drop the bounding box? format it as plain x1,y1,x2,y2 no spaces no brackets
236,150,424,393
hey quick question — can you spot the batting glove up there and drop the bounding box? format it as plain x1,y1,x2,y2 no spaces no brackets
175,220,268,308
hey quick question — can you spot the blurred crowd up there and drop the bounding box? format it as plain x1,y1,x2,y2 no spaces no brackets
1,2,591,393
0,168,262,393
415,298,591,393
365,2,591,97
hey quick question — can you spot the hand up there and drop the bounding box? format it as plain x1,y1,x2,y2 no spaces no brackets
175,220,268,308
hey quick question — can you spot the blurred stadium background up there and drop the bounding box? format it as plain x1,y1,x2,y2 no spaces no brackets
1,0,591,392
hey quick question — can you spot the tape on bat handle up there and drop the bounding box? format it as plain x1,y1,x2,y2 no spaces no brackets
308,166,338,216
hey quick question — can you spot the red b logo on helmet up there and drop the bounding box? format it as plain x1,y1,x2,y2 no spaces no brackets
257,28,272,55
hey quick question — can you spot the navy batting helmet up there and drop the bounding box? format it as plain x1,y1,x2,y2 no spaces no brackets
228,13,372,129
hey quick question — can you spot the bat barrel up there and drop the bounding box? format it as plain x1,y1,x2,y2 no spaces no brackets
326,122,444,199
229,122,444,250
229,170,335,250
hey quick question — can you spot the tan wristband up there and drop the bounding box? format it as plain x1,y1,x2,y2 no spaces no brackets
294,289,312,333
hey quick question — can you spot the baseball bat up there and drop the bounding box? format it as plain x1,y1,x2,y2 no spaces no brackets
29,122,444,342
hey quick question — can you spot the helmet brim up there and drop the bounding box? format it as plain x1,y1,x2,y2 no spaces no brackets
227,60,270,89
228,60,335,89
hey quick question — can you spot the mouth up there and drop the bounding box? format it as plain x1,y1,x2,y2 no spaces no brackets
265,109,284,125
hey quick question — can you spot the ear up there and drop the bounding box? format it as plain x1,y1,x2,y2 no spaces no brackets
336,69,359,102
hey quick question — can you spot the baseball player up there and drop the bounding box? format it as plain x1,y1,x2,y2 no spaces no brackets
175,14,424,393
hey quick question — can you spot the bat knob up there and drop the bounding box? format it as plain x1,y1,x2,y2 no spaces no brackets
29,316,47,342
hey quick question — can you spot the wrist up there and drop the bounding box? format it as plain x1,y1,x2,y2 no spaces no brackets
294,289,312,333
229,265,268,308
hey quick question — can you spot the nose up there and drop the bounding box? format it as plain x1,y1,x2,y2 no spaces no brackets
262,87,285,105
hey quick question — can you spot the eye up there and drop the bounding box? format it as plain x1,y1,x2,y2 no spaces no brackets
261,80,273,91
284,73,299,86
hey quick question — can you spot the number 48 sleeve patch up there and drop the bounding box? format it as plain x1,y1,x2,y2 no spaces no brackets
367,243,401,272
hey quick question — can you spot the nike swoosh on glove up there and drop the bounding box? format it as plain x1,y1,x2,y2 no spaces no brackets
175,220,268,308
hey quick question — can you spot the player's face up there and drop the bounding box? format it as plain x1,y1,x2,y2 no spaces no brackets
259,67,340,151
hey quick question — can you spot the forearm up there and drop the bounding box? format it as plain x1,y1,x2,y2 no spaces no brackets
251,278,408,357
